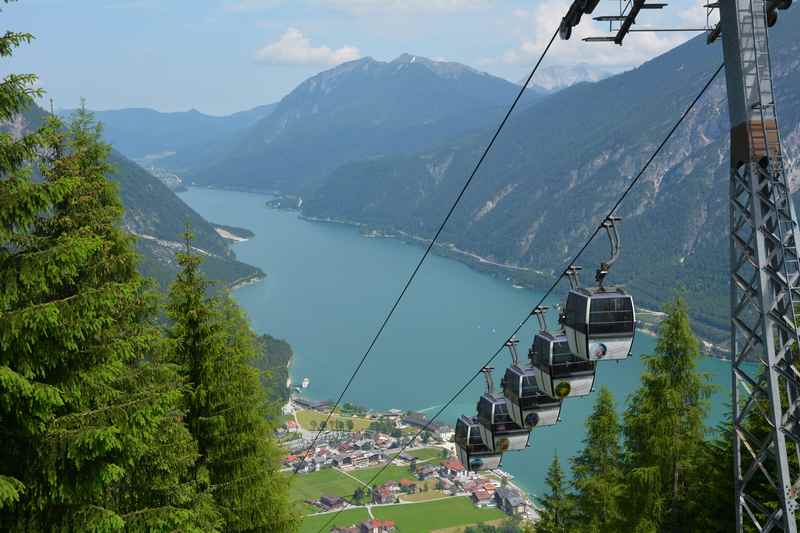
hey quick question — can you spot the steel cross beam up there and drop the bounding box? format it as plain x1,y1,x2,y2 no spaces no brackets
719,0,800,530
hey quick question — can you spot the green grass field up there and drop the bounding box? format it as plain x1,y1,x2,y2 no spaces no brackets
299,508,370,533
373,497,506,532
399,488,448,502
348,464,414,486
407,447,446,462
291,468,364,503
295,409,372,432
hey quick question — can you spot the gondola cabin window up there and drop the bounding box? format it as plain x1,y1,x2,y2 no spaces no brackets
588,295,635,336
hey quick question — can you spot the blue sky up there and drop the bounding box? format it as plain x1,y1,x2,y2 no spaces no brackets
1,0,713,115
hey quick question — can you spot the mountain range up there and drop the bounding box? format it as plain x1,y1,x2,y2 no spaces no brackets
299,14,800,345
521,63,623,92
62,104,276,163
178,54,544,192
90,18,800,346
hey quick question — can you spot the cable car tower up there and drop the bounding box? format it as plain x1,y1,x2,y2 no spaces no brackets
560,0,798,529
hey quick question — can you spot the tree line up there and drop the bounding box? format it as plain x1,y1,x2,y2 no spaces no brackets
534,297,745,533
0,24,298,532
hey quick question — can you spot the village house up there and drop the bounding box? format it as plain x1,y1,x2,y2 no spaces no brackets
374,433,392,448
319,495,346,510
440,458,468,481
435,424,455,441
471,489,495,508
372,485,396,505
495,486,527,516
294,397,332,411
359,519,397,532
351,452,369,469
398,479,417,494
354,439,373,450
483,479,500,493
333,455,352,468
400,412,454,441
462,479,491,495
367,451,384,464
294,460,316,474
338,443,354,454
415,463,438,481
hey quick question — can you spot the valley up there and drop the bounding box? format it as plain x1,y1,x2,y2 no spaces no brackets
7,1,799,530
91,12,800,349
177,186,732,502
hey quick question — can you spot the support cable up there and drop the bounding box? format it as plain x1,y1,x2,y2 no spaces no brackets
314,61,725,533
294,26,561,474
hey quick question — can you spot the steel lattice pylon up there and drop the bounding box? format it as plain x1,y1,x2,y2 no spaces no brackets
720,0,800,530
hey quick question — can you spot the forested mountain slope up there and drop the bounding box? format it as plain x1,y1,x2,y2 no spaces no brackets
6,105,262,288
188,54,542,192
108,151,263,288
302,13,800,345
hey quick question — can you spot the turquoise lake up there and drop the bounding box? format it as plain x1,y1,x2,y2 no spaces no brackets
179,186,732,497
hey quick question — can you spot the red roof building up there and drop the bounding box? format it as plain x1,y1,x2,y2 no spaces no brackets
372,486,396,505
442,458,465,471
471,489,494,508
360,519,396,532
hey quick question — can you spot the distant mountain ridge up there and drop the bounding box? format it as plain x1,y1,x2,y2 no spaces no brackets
184,53,542,192
62,104,276,161
522,63,625,92
299,13,800,345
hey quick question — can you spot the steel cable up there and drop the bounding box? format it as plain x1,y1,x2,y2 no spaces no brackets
313,61,725,533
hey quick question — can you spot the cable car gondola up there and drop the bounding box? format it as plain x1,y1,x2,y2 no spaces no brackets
530,306,596,399
454,415,503,472
501,339,562,428
560,217,636,361
476,367,532,453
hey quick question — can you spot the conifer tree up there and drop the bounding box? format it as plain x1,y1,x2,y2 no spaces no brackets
167,241,298,532
1,83,217,530
682,416,736,532
571,386,623,533
621,296,715,533
0,10,49,515
536,452,575,533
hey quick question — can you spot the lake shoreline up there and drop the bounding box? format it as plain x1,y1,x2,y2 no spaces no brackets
298,212,730,359
179,186,734,500
192,186,728,357
229,271,266,290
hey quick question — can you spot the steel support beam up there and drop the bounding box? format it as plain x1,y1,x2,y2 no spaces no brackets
720,0,800,530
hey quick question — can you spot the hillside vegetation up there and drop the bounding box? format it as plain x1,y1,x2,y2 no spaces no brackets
185,54,542,192
6,104,263,289
295,15,799,345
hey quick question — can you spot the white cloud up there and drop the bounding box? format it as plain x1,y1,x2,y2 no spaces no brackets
494,0,696,70
318,0,493,15
255,28,361,66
